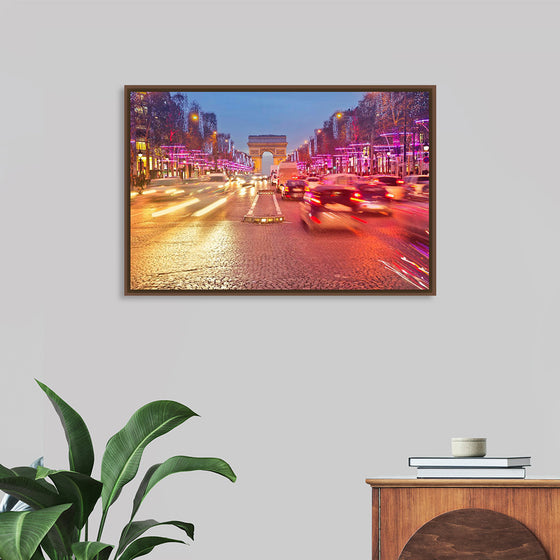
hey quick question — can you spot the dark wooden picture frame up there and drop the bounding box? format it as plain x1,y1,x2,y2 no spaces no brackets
125,85,435,295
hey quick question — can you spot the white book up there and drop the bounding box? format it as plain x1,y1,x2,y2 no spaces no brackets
409,456,531,468
416,467,526,479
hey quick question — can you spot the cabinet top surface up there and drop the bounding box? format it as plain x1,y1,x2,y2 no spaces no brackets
365,478,560,488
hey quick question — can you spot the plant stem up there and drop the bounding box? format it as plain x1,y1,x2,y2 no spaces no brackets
97,510,108,541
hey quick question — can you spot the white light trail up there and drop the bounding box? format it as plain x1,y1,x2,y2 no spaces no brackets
151,198,199,217
192,197,228,217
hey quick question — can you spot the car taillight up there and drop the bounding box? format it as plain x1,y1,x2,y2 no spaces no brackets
386,193,394,198
350,191,362,202
308,195,321,205
310,215,321,224
397,180,404,184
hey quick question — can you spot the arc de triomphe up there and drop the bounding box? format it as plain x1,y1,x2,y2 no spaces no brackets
247,135,288,172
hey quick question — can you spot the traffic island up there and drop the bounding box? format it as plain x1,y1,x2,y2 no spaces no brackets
243,216,285,223
243,190,284,224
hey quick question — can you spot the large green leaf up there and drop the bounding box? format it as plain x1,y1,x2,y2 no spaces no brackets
100,401,197,513
117,519,194,556
36,467,102,529
118,536,185,560
12,467,57,494
130,456,236,521
36,380,94,476
12,457,43,478
0,503,71,560
41,519,77,560
0,477,61,510
1,464,57,513
0,466,18,513
72,541,113,560
37,534,57,560
0,476,76,558
0,465,15,478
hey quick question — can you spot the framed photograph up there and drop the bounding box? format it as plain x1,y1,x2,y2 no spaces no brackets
126,85,435,295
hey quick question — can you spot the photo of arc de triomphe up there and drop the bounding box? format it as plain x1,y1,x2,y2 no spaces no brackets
247,135,288,172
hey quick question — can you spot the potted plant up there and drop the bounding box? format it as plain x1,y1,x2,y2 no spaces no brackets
0,380,236,560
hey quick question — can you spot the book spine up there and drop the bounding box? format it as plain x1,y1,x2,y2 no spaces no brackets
416,468,526,479
409,458,531,468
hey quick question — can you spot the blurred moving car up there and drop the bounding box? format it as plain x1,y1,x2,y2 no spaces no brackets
394,201,429,242
404,175,430,200
236,174,252,186
206,173,229,182
319,173,360,188
276,162,299,192
352,181,393,215
300,184,365,233
282,179,306,200
269,165,279,186
371,175,407,200
304,176,321,190
205,173,233,193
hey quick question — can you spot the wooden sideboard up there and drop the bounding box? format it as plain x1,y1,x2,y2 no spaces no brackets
365,478,560,560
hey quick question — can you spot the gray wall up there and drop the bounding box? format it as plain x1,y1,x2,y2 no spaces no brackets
2,1,559,559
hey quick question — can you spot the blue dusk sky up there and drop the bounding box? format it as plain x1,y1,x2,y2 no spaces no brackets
174,91,367,153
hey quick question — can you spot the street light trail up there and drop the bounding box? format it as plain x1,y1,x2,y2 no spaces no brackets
379,260,428,289
192,196,228,217
152,198,199,217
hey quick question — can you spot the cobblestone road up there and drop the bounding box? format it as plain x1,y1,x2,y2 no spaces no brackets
129,181,430,293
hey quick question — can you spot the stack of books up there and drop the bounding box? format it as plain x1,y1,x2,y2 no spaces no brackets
409,456,531,478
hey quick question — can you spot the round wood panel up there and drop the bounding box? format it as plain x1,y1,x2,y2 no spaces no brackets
398,508,547,560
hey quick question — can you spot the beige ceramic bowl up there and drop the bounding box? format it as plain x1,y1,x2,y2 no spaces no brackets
451,437,487,457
